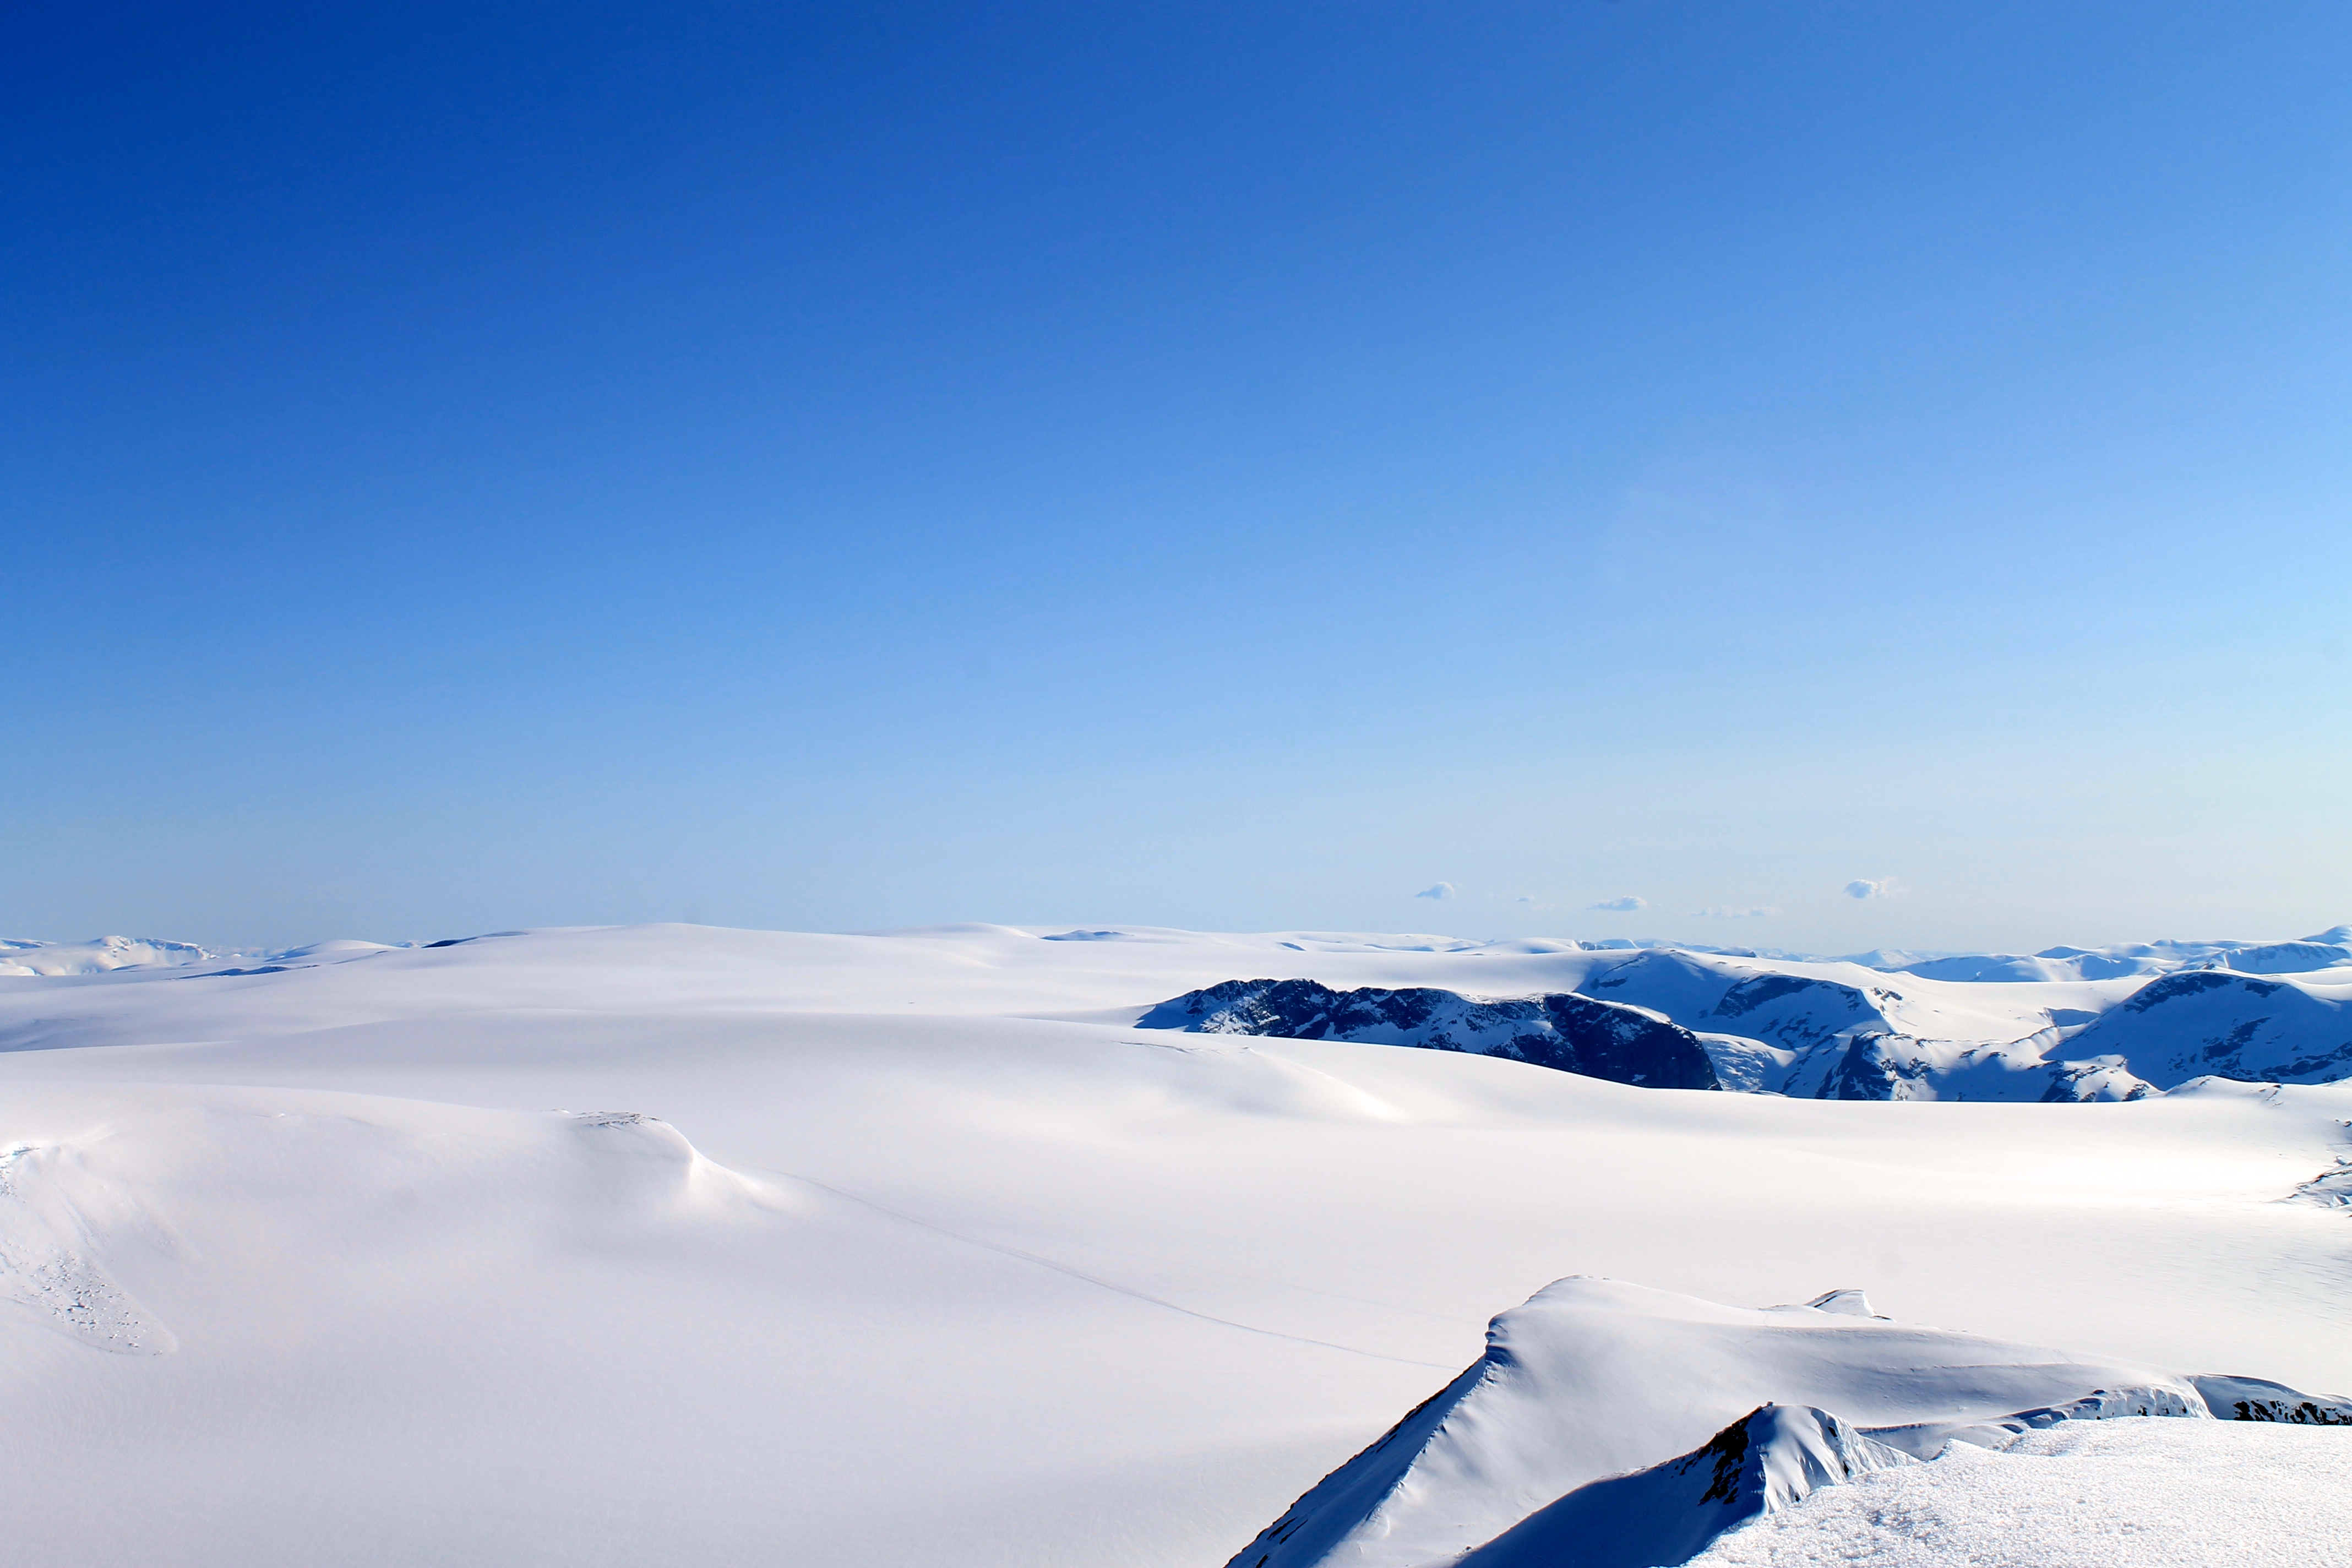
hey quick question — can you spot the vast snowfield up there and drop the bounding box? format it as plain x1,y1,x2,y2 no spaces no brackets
1,923,2346,1566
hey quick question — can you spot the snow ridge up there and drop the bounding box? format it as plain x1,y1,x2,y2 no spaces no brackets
1139,979,1722,1089
1216,1276,2202,1568
1450,1404,1915,1568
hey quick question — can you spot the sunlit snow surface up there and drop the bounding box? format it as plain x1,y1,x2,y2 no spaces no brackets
1686,1420,2352,1567
0,923,2344,1567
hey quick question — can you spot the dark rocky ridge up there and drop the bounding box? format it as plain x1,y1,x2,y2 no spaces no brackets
1137,979,1723,1091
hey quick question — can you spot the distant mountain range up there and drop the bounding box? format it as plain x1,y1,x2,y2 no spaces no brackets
1140,926,2352,1100
9,924,2349,1099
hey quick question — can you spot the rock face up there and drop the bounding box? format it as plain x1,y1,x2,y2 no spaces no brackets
1450,1404,1914,1568
2191,1375,2352,1425
1136,979,1722,1090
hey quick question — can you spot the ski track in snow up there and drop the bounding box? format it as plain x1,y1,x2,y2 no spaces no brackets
782,1170,1457,1370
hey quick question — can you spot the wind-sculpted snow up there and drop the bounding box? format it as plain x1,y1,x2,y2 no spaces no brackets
2288,1155,2352,1210
1451,1404,1916,1568
1681,1420,2352,1568
1138,979,1723,1089
1860,1383,2209,1459
0,1140,176,1353
1217,1277,2203,1568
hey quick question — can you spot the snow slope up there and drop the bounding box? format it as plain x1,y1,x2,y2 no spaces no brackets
1218,1276,2205,1568
1452,1403,1917,1568
2062,968,2352,1085
1685,1419,2352,1567
0,923,2345,1567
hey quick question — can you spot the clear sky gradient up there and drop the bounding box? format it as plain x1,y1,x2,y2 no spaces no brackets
6,2,2348,952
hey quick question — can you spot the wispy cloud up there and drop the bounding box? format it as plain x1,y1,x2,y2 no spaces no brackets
1414,882,1457,900
1694,905,1776,918
1844,878,1897,900
1587,895,1647,912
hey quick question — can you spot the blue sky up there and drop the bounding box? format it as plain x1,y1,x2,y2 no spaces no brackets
5,2,2348,952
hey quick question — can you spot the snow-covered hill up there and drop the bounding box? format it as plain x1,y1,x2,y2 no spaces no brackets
1219,1276,2215,1568
2061,967,2352,1085
0,934,231,974
0,922,2347,1566
1226,1276,2349,1568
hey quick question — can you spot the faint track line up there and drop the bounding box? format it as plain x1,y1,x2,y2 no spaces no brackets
782,1171,1457,1370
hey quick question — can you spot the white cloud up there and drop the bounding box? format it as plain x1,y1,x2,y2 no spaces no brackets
1694,906,1776,918
1845,878,1896,900
1414,882,1457,900
1515,895,1539,904
1587,895,1647,912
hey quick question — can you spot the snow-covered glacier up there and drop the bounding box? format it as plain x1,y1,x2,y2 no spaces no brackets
1,921,2348,1567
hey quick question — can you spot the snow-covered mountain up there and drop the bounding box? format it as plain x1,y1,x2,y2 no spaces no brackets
1,922,2348,1566
1858,927,2352,982
0,935,228,975
2060,967,2352,1086
0,934,407,976
1139,929,2352,1101
1223,1276,2345,1568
